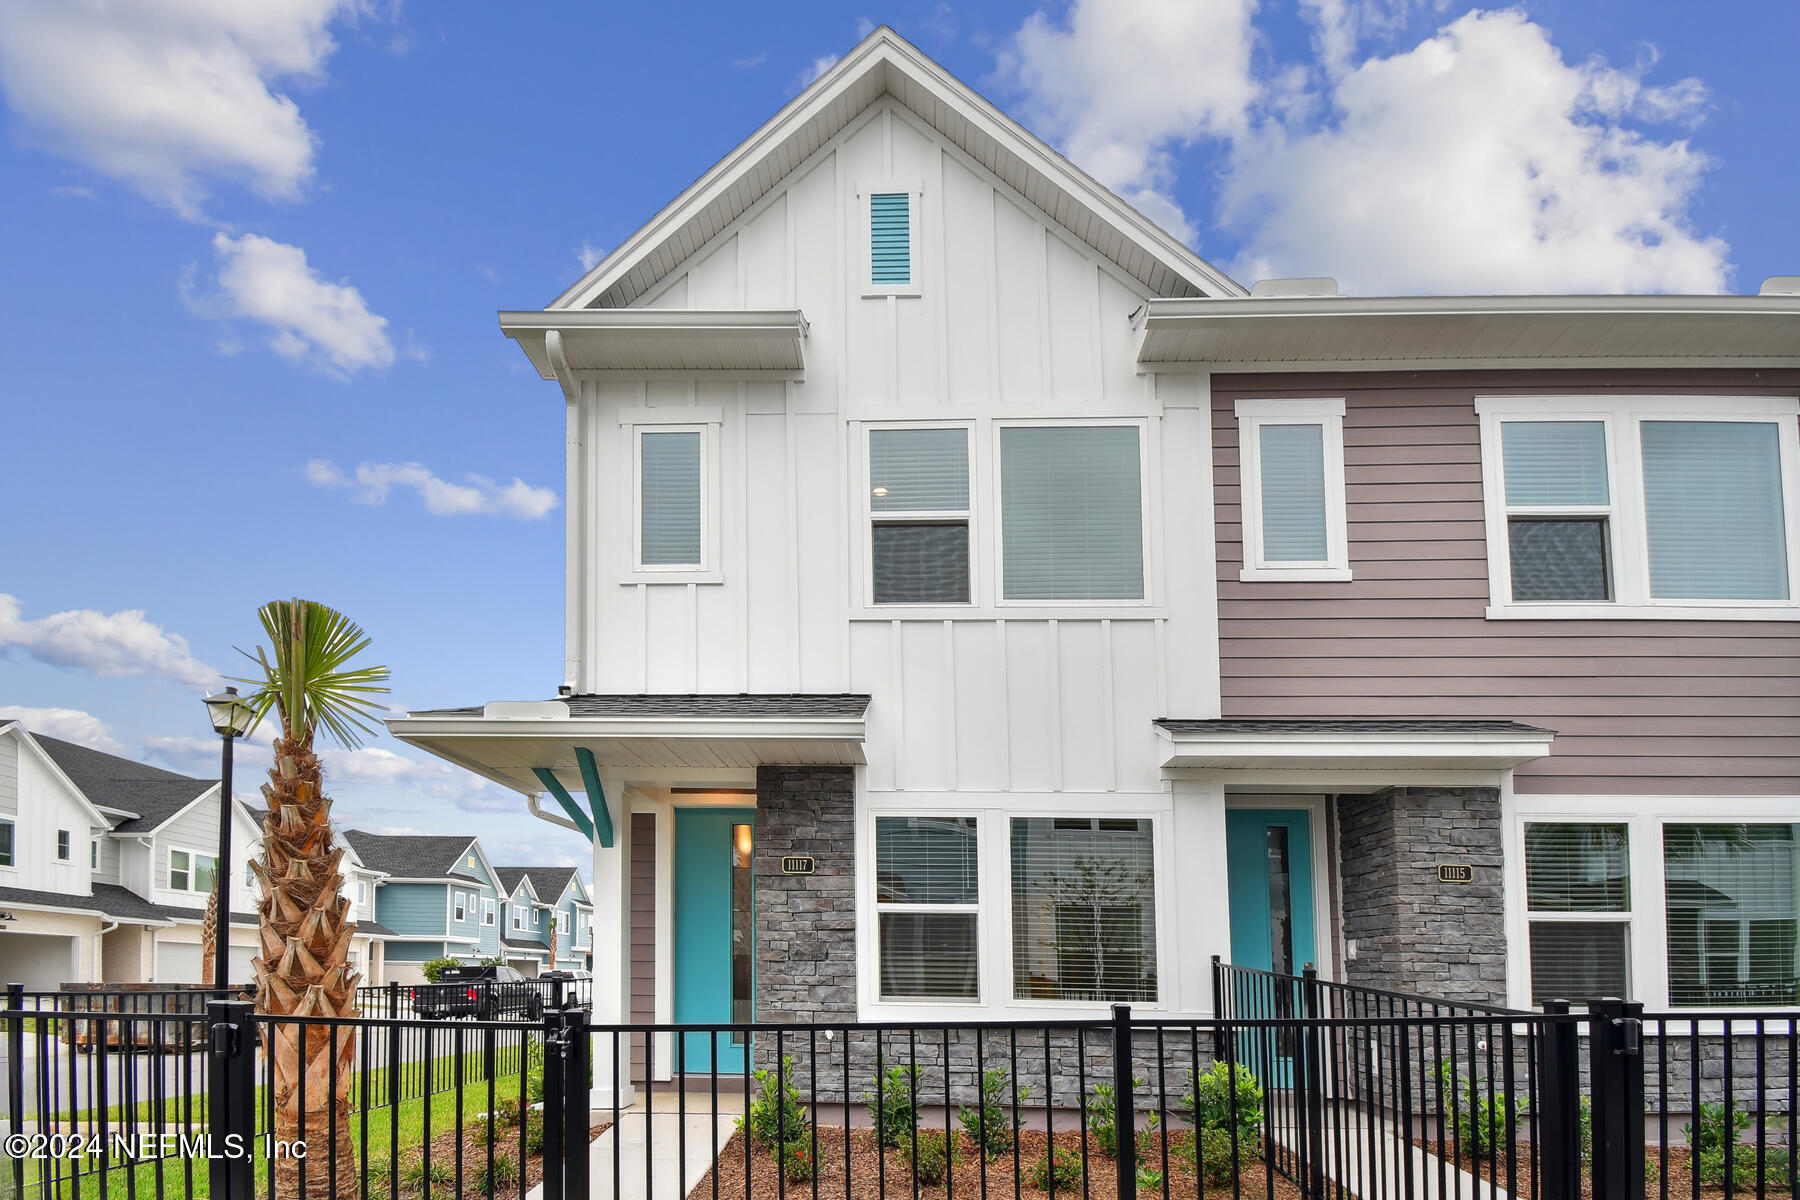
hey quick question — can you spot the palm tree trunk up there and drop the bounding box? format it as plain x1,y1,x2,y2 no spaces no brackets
200,887,218,987
251,734,359,1200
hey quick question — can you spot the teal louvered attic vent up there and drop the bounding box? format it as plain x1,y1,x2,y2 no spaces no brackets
870,192,911,285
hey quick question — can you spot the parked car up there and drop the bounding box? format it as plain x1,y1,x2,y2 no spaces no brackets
410,964,543,1021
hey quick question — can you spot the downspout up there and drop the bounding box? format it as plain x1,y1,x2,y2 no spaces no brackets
527,791,585,835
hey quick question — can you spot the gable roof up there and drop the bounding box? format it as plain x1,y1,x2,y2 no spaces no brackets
494,868,537,900
341,831,481,882
511,866,583,906
27,731,213,833
549,26,1244,314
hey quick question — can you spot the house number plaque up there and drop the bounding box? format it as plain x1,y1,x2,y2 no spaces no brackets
781,855,817,875
1437,864,1473,883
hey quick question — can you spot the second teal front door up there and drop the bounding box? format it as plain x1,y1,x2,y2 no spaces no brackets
1225,808,1317,1085
673,808,755,1073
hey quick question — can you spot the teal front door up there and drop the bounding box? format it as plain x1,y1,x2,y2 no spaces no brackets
1225,808,1317,1085
673,808,755,1073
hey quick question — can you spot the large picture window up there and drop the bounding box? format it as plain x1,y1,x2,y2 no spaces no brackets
875,816,979,1000
1000,426,1144,601
1010,817,1158,1003
1664,823,1799,1007
1523,823,1631,1004
869,427,971,604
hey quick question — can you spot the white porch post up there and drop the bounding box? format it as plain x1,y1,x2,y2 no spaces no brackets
590,774,634,1109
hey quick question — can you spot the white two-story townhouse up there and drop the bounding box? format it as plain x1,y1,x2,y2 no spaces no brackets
388,27,1800,1101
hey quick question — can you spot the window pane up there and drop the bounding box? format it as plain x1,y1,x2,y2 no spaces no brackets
1642,421,1790,600
1258,423,1328,561
1529,922,1629,1005
1011,817,1158,1002
1502,421,1609,506
879,912,977,998
1509,518,1611,600
876,816,977,904
640,431,702,566
871,192,911,284
1525,823,1630,912
872,523,970,603
194,856,216,894
1001,426,1144,600
0,821,12,866
1665,823,1800,1007
870,428,967,511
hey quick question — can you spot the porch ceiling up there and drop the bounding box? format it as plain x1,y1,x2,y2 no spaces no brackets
1155,717,1555,771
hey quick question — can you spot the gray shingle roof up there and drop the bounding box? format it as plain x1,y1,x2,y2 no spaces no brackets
0,884,254,925
356,921,397,938
341,831,477,880
30,734,213,831
500,935,547,953
1155,718,1555,736
408,693,871,719
494,868,530,896
520,867,579,901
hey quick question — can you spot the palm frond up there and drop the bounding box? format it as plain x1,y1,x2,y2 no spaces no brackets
229,598,391,748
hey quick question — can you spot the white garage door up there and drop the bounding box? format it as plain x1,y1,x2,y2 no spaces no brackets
0,933,78,988
155,943,256,984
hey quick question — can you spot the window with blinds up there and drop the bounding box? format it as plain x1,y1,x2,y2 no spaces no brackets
1010,817,1158,1003
639,430,702,567
875,816,979,1000
1642,422,1790,601
1000,425,1144,600
1524,823,1631,1005
1258,423,1329,561
870,427,970,604
1235,398,1350,579
1500,421,1613,602
870,192,911,285
1664,823,1800,1007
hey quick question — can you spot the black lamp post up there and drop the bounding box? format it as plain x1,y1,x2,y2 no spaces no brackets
202,686,256,995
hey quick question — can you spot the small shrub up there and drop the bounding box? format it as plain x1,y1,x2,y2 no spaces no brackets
527,1067,545,1102
476,1153,520,1192
1686,1100,1750,1158
958,1067,1027,1159
1197,1128,1244,1187
398,1151,453,1197
419,957,458,984
737,1056,812,1150
1026,1145,1083,1192
493,1096,523,1127
903,1129,963,1185
1434,1058,1527,1160
866,1064,922,1149
1136,1166,1165,1192
362,1154,392,1200
524,1108,546,1154
1179,1061,1264,1143
778,1138,817,1182
1088,1078,1157,1159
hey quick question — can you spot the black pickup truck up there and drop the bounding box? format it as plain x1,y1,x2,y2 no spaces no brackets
409,965,545,1021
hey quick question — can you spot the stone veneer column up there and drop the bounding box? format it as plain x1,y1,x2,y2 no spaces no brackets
752,765,858,1080
1335,785,1508,1005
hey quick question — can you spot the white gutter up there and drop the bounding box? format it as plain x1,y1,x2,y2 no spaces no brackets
1135,292,1800,325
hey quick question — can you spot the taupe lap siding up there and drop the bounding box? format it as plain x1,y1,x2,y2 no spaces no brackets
1213,370,1800,795
630,811,655,1079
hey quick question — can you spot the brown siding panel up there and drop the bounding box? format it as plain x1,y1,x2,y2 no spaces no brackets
629,811,656,1080
1213,369,1800,795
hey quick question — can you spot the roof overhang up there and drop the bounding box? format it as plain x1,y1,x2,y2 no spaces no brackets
386,698,868,796
1156,719,1556,772
1135,294,1800,372
501,309,808,380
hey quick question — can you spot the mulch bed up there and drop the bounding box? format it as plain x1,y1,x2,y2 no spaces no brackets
687,1128,1304,1200
387,1119,611,1199
1415,1140,1795,1200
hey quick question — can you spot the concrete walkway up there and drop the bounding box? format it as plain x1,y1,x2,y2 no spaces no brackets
1270,1108,1517,1200
530,1091,743,1200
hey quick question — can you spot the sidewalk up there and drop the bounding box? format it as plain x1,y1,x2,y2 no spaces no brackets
530,1090,744,1200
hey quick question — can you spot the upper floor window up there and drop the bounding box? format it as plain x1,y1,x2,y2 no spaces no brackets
91,840,99,869
1478,396,1800,619
860,183,921,297
512,905,524,931
0,819,12,867
453,890,467,922
868,426,971,604
1235,399,1351,581
1000,424,1145,601
170,848,216,893
356,881,368,904
57,830,71,860
638,429,704,568
483,897,496,926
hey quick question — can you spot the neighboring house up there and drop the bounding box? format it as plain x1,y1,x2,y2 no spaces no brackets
495,866,593,977
341,831,507,985
386,25,1800,1102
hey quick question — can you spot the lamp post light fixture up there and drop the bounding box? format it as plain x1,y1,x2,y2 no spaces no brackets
203,686,257,995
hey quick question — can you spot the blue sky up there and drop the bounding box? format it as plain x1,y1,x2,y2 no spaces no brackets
0,1,1795,873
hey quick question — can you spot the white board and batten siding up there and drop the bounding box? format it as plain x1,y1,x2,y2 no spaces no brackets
0,731,104,895
567,99,1222,799
146,791,260,916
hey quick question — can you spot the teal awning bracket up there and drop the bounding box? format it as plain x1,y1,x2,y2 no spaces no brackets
531,767,595,842
574,747,615,848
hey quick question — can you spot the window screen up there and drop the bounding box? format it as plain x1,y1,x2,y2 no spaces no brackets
1501,421,1613,603
1001,426,1144,600
640,430,702,566
1642,422,1790,601
876,816,978,999
1664,823,1799,1007
1508,519,1611,601
870,192,911,285
1258,423,1328,561
1011,817,1158,1002
1524,823,1631,1004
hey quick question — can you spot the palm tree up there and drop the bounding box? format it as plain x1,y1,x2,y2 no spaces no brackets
547,913,558,967
235,598,390,1200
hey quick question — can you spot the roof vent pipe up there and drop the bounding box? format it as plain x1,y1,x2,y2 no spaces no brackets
1250,277,1339,298
1759,276,1800,295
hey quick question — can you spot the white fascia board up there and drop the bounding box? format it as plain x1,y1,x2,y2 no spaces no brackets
500,310,809,380
388,714,868,743
1158,728,1556,771
1139,293,1800,324
6,725,121,830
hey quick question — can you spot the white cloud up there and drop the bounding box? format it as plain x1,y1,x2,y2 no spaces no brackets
197,232,395,374
305,459,559,519
0,594,220,689
0,707,124,753
993,0,1259,246
575,240,606,272
0,0,359,219
797,54,840,89
732,52,768,70
1221,10,1727,294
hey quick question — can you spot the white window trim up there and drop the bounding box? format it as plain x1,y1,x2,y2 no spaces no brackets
512,906,524,932
90,840,99,870
870,811,984,1006
1504,786,1800,1023
453,890,467,923
1477,395,1800,620
991,417,1156,608
856,179,924,299
1234,398,1352,582
483,897,496,926
620,411,723,583
167,845,217,893
1516,815,1635,1009
862,421,976,609
56,829,71,860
